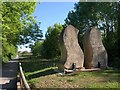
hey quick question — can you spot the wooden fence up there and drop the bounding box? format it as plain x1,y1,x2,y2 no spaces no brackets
17,63,31,90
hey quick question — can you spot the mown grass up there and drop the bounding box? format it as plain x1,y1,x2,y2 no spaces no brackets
20,57,120,89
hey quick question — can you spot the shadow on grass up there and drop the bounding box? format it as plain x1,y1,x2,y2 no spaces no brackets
21,58,58,80
21,60,58,73
27,69,57,80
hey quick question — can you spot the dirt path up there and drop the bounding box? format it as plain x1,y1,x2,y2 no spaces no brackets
0,59,18,90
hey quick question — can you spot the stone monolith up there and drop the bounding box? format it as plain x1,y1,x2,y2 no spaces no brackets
83,27,108,69
58,25,84,71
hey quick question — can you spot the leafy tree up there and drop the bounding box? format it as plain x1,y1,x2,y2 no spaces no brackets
65,2,100,49
1,2,43,62
41,23,63,59
2,41,17,62
116,2,120,58
19,22,43,45
65,2,120,67
31,41,43,56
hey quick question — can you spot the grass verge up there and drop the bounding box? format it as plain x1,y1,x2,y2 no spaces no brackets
20,58,120,89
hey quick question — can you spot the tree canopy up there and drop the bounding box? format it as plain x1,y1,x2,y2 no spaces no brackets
1,2,43,62
31,41,43,56
65,2,120,67
41,23,63,59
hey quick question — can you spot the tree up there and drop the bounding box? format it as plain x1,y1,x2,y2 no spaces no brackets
19,22,43,45
65,2,100,49
41,23,63,59
1,2,43,62
31,41,43,56
65,2,120,67
116,2,120,58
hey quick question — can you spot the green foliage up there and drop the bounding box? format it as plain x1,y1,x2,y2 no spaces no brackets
1,2,42,62
20,51,32,58
2,2,37,45
2,40,17,62
41,23,63,59
19,22,43,44
31,41,43,56
65,2,120,68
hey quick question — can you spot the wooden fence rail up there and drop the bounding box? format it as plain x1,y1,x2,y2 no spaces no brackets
18,62,31,90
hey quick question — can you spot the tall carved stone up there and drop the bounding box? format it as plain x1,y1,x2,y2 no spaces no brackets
83,27,108,69
58,25,84,71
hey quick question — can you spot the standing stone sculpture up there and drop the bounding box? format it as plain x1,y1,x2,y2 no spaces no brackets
83,27,108,69
58,25,84,71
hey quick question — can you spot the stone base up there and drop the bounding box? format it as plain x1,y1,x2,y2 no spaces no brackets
55,67,102,76
80,68,101,72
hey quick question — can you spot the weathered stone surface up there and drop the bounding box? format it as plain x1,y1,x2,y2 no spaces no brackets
58,25,84,71
83,27,108,69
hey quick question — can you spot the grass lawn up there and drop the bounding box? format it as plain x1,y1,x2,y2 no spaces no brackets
20,58,120,89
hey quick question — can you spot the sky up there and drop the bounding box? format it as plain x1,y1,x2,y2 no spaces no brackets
33,2,76,38
18,2,77,52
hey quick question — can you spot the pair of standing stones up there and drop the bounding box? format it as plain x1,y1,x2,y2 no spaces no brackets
58,25,108,71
